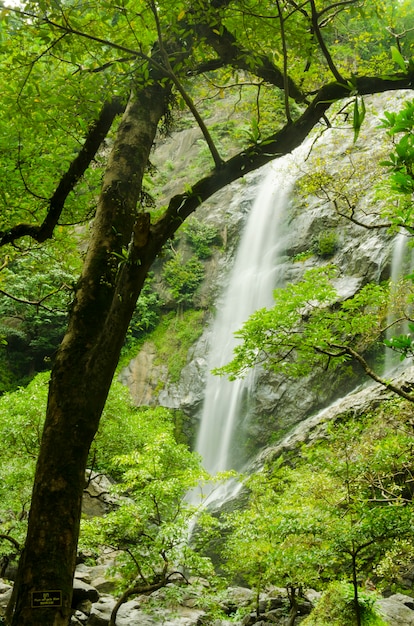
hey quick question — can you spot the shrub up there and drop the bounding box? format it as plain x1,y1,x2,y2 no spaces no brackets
302,581,387,626
315,229,338,258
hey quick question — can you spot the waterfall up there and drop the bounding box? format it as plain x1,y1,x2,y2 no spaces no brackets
384,230,414,373
193,149,306,506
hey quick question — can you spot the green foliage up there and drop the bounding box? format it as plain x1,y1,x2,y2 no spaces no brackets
0,243,80,390
151,309,205,382
380,102,414,196
162,252,205,307
215,267,390,380
181,217,220,259
315,229,339,258
0,375,182,554
81,416,216,591
383,321,414,361
379,99,414,229
125,273,161,345
223,406,414,619
353,96,367,144
375,539,414,593
90,383,173,477
0,373,49,557
302,581,387,626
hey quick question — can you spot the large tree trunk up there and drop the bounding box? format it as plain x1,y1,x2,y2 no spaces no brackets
7,80,170,626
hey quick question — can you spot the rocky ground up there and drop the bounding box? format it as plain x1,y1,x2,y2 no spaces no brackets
1,568,414,626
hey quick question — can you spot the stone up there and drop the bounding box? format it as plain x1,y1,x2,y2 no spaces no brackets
91,576,118,594
72,578,100,608
75,564,93,584
0,579,12,616
377,593,414,626
87,595,116,626
82,471,117,517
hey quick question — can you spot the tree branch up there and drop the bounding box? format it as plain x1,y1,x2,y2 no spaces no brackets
10,8,144,60
149,0,224,168
0,534,21,552
150,74,414,251
330,343,414,403
193,21,305,102
276,0,292,123
309,0,343,82
0,97,124,247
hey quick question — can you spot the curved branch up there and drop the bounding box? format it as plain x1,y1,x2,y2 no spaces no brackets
149,0,223,168
0,97,124,248
108,578,166,626
194,21,305,102
150,73,414,251
0,286,68,312
0,534,21,552
309,0,343,82
318,0,360,21
330,343,414,403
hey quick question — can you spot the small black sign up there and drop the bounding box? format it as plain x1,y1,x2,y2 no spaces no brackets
31,590,62,608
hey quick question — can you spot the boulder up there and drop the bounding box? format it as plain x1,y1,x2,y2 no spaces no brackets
87,595,116,626
72,578,100,607
0,579,12,616
377,593,414,625
82,471,117,517
87,596,156,626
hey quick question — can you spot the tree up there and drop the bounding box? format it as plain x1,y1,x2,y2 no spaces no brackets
214,265,414,402
224,409,414,626
1,0,414,623
81,416,215,626
0,372,181,569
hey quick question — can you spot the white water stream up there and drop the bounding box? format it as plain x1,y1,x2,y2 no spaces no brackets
193,149,306,506
384,230,414,374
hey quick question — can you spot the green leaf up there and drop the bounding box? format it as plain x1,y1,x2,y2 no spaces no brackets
353,96,366,143
390,45,407,72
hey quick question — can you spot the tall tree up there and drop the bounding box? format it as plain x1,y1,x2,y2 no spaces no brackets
0,0,413,623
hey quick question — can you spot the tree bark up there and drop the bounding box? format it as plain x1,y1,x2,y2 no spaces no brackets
8,79,170,626
351,553,362,626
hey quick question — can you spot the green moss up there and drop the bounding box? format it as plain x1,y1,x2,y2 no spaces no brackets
315,229,338,258
302,582,387,626
292,249,314,262
151,309,205,382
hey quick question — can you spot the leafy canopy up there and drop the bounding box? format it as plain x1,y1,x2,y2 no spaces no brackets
80,416,217,601
224,403,414,618
1,0,414,256
214,266,392,380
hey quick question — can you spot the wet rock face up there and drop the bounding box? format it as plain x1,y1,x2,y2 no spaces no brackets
120,92,411,473
119,342,167,407
133,96,398,455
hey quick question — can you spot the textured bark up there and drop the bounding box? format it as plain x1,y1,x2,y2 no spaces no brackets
8,81,170,626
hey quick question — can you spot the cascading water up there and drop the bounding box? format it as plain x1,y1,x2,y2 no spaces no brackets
384,229,414,374
193,148,306,506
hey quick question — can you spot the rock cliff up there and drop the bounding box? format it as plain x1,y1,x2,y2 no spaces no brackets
121,91,411,465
